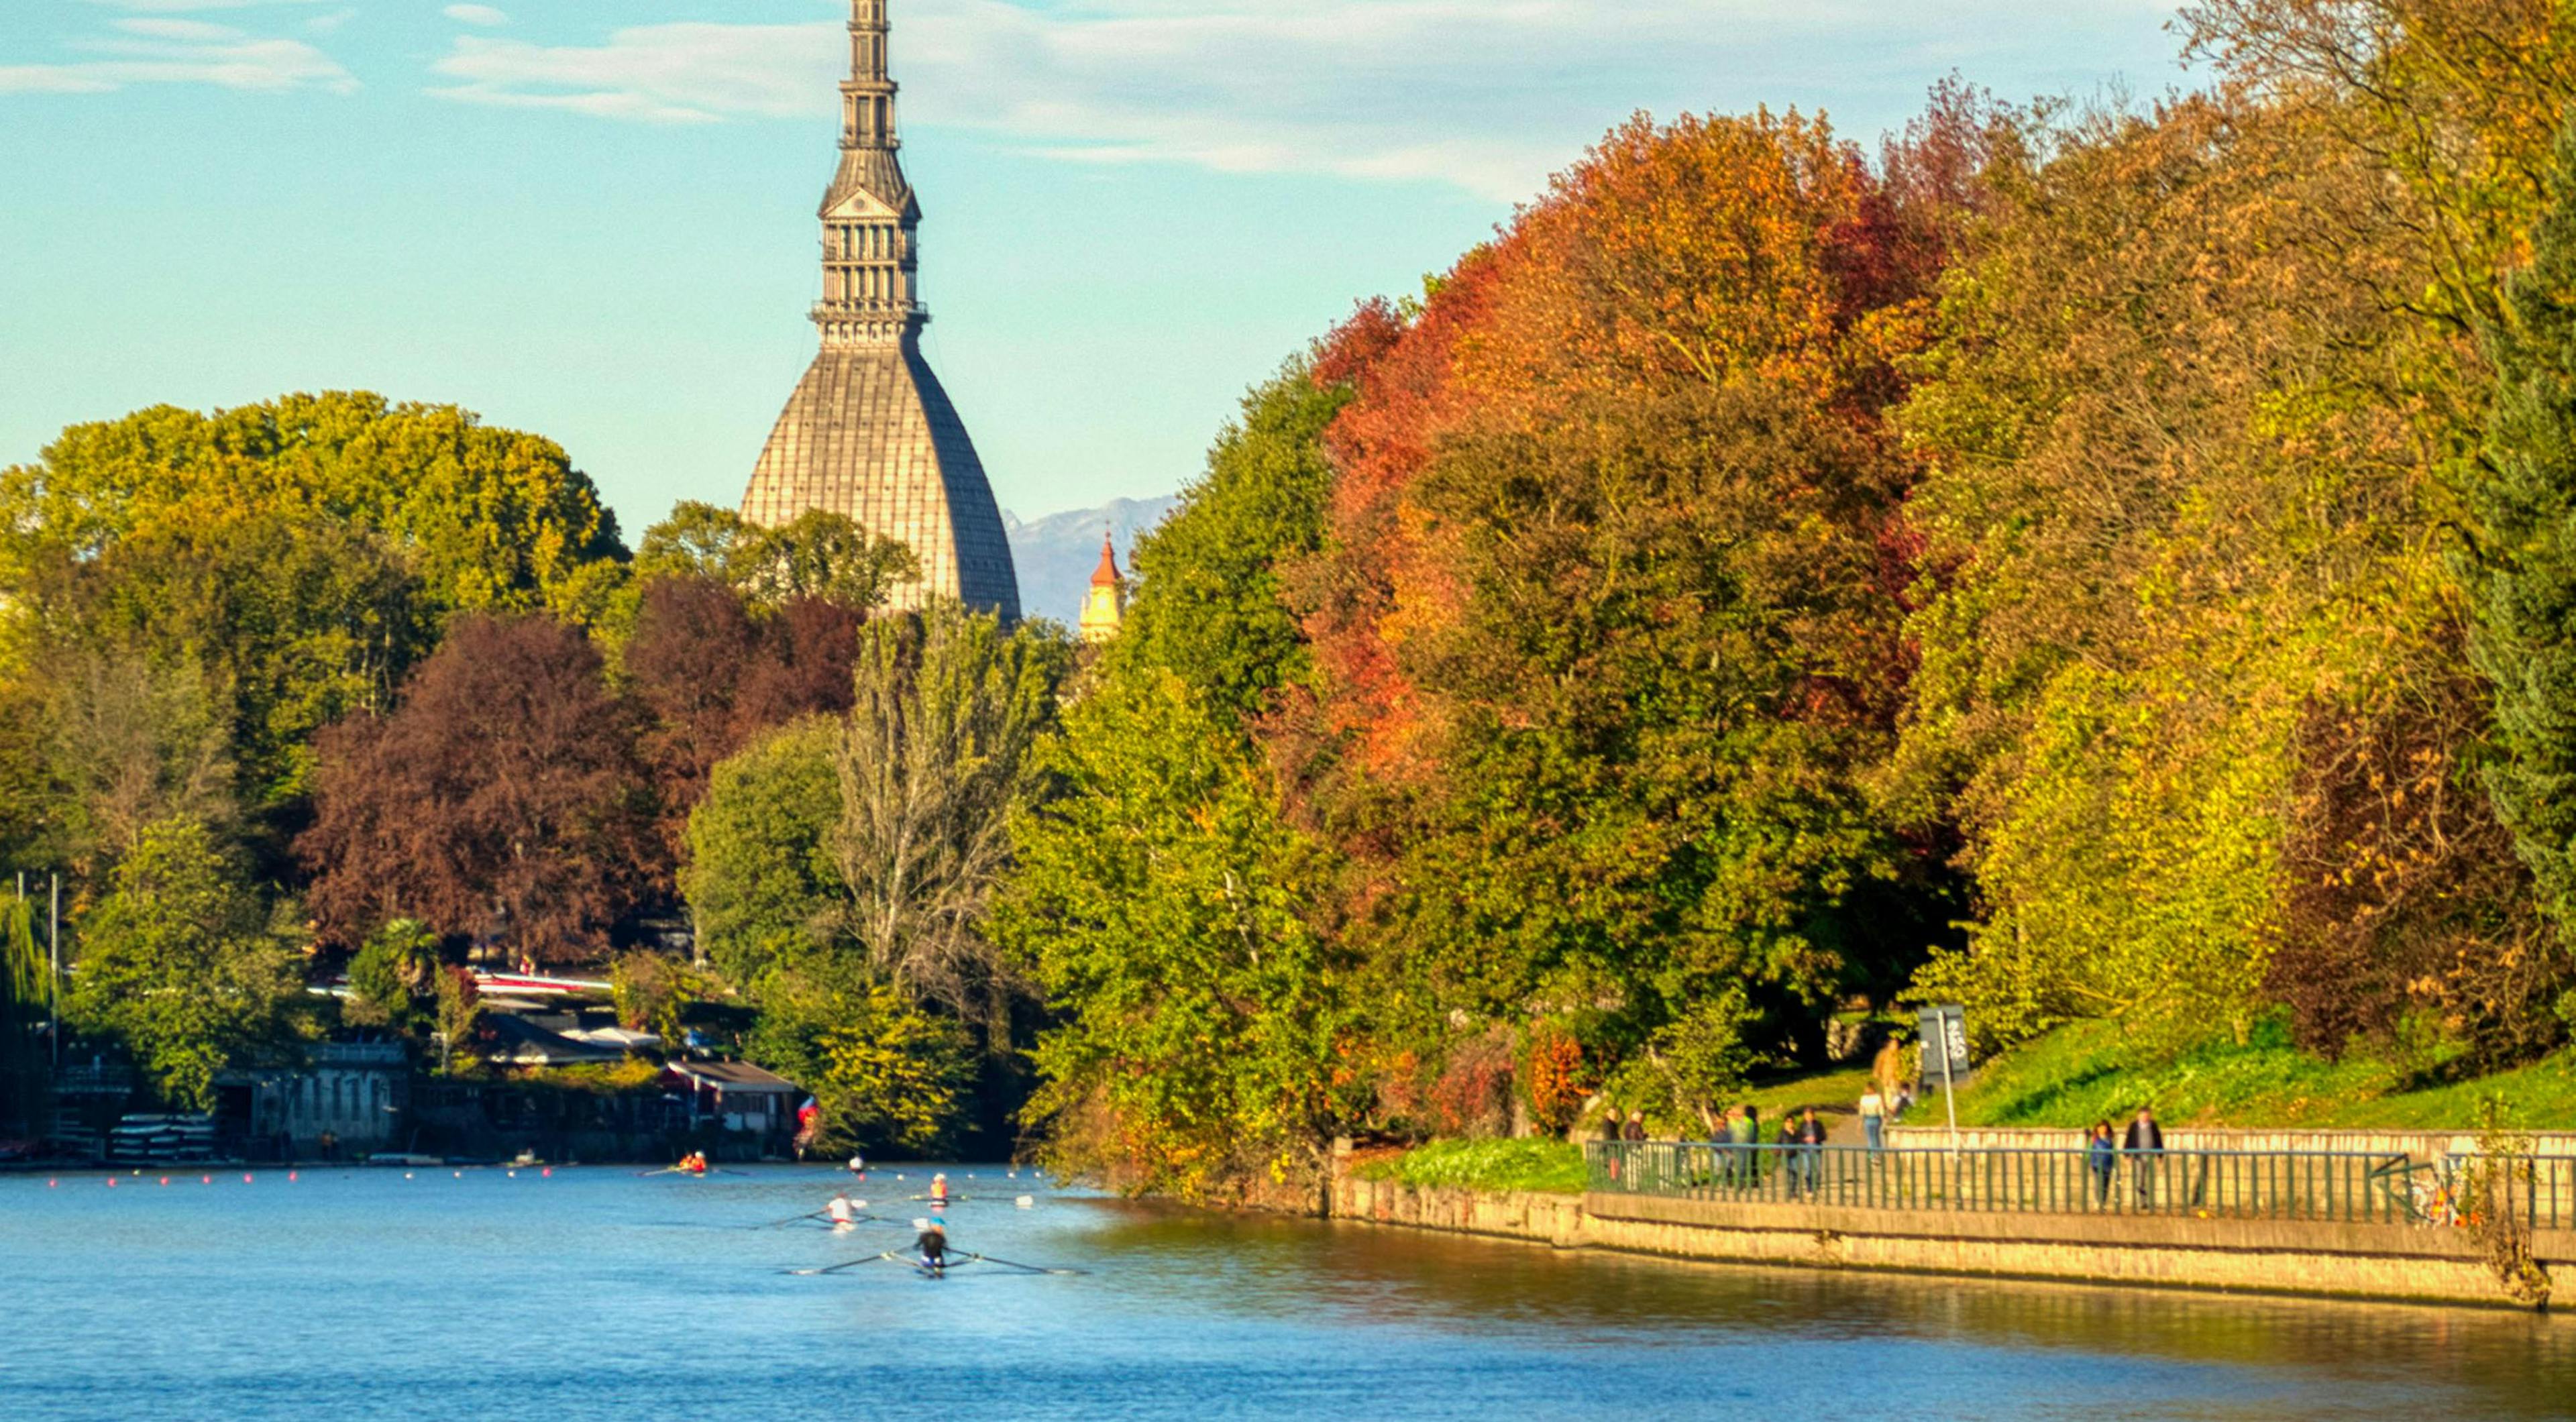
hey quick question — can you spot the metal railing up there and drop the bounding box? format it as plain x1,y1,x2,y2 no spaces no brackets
1585,1141,2575,1232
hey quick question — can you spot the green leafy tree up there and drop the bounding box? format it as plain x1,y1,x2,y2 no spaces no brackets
434,967,482,1075
635,502,916,611
343,918,439,1031
1111,361,1350,724
67,818,307,1109
610,951,720,1044
834,602,1066,1044
1001,669,1356,1197
681,718,843,987
2475,109,2576,948
745,949,973,1155
0,392,624,618
1,887,50,1127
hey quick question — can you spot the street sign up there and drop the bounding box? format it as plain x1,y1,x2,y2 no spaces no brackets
1918,1003,1972,1089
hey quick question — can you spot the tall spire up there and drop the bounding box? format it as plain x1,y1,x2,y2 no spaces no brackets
813,0,920,347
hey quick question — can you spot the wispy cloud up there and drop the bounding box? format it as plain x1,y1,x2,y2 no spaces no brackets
5,4,354,95
432,23,816,124
443,4,508,28
424,0,2188,200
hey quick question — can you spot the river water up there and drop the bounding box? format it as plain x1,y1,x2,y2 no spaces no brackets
4,1164,2569,1419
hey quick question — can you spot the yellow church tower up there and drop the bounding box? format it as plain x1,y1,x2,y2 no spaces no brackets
1078,533,1125,644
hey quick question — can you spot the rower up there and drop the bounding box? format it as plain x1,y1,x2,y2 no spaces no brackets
826,1190,855,1227
847,1153,867,1181
928,1171,950,1207
915,1215,950,1275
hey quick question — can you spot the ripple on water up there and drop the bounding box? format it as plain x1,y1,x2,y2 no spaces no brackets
1,1167,2568,1421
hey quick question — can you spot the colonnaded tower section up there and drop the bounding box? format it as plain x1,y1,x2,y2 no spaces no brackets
739,0,1020,618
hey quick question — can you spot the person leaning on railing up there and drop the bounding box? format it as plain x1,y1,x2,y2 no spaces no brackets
2123,1106,2165,1209
2086,1120,2116,1207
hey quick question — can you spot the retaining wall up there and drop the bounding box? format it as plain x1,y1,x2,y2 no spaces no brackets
1324,1170,2569,1311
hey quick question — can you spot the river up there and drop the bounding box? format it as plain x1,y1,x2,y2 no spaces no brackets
4,1164,2569,1419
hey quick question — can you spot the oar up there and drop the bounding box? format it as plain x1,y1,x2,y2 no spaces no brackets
960,1251,1085,1276
787,1251,904,1277
753,1209,826,1229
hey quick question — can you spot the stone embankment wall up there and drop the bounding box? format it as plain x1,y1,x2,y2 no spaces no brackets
1324,1170,2571,1311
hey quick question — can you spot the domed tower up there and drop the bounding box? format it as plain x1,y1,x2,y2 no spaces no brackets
1078,532,1125,645
738,0,1020,619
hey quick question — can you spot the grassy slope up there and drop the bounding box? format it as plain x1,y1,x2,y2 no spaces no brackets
1350,1138,1587,1195
1946,1019,2576,1131
1349,1023,2576,1197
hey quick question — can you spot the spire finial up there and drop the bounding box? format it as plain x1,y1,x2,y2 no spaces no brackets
811,0,920,346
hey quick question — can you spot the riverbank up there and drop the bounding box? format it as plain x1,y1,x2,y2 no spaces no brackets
1298,1143,2575,1313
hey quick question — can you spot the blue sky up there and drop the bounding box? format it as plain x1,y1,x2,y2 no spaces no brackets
1,1,2191,533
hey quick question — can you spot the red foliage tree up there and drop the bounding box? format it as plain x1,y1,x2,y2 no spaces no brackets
300,613,655,965
624,576,861,865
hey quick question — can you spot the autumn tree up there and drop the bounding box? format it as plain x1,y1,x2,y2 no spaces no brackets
299,614,653,965
1276,107,1966,1096
624,576,860,864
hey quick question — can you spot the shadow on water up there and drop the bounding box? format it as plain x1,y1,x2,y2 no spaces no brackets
1075,1199,2576,1417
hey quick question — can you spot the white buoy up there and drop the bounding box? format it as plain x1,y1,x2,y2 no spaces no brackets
1015,1195,1034,1209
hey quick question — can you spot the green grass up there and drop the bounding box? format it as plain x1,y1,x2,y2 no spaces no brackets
1943,1018,2576,1131
1737,1064,1876,1122
1352,1138,1587,1195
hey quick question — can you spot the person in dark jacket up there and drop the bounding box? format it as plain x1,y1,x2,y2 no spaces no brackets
2123,1106,2165,1208
1796,1108,1829,1197
2085,1120,2117,1207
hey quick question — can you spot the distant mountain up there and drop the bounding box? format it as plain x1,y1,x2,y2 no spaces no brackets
1004,494,1180,626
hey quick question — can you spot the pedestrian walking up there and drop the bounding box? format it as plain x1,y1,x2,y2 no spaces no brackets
2085,1119,2116,1207
1794,1107,1828,1197
2123,1105,2165,1209
1858,1084,1886,1154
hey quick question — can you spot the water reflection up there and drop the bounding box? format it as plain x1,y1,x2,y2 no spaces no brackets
1078,1199,2576,1418
3,1169,2568,1421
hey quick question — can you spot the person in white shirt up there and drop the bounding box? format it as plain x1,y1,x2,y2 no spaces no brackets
1858,1085,1886,1152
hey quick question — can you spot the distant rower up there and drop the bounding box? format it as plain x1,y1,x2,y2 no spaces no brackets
826,1191,855,1228
928,1172,950,1207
